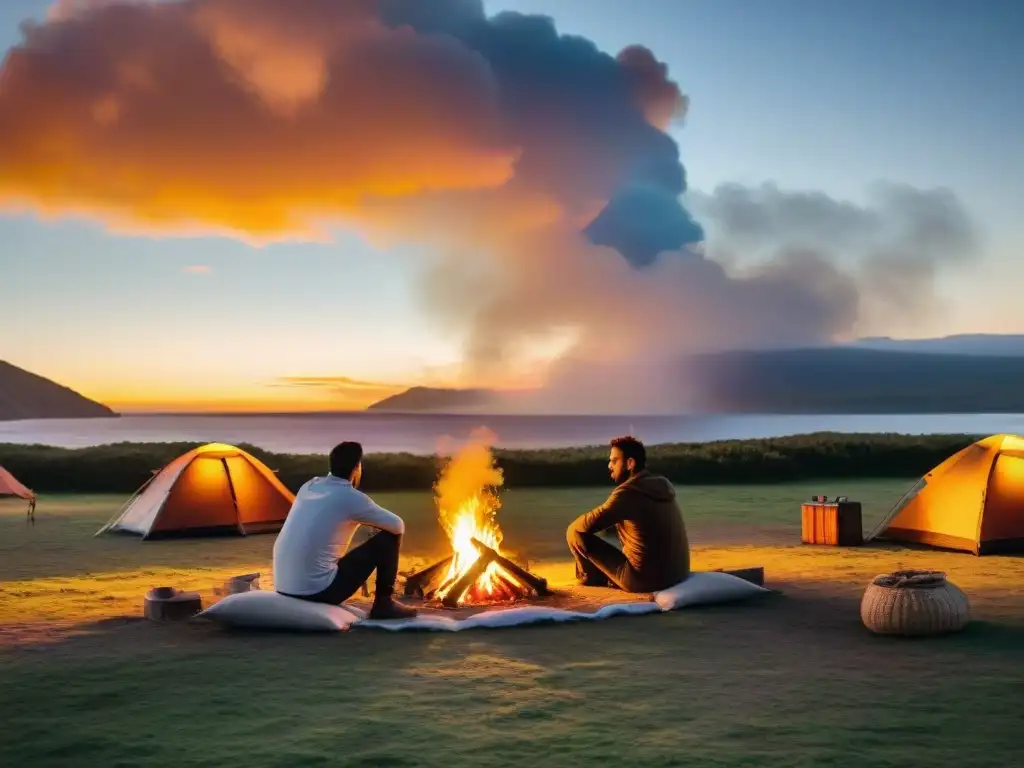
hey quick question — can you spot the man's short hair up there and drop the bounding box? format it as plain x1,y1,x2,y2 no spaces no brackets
610,435,646,470
329,441,363,478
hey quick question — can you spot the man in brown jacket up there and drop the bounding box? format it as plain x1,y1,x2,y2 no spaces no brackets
566,436,690,592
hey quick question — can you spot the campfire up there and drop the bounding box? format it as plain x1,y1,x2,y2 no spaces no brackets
402,433,550,609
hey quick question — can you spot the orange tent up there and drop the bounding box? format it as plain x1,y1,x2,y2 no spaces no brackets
867,433,1024,555
0,465,35,500
96,443,295,540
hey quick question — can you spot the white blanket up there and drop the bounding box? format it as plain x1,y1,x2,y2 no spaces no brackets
197,571,771,633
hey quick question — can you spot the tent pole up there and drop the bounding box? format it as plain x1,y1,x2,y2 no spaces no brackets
221,458,244,535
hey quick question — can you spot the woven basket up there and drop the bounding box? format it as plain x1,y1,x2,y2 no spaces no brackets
860,570,970,637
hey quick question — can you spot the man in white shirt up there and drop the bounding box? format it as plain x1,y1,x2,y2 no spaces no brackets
273,441,417,620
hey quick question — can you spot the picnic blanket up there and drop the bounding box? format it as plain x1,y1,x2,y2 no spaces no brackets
197,571,771,633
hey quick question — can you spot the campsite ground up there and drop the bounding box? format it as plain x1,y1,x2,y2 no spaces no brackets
2,480,1023,767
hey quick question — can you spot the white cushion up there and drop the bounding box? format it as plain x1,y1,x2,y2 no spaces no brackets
652,571,770,611
197,590,360,632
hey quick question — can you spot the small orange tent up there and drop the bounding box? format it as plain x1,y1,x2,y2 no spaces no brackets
96,443,295,540
0,465,34,500
867,433,1024,555
0,465,36,520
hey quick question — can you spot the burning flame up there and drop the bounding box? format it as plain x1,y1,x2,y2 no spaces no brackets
432,430,522,605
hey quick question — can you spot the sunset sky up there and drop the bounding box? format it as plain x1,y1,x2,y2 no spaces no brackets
1,0,1022,412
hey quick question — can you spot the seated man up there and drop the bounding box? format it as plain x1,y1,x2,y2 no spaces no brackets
566,436,690,593
273,441,417,620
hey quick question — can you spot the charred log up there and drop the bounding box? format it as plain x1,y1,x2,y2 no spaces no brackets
440,549,496,608
403,556,454,598
470,537,550,596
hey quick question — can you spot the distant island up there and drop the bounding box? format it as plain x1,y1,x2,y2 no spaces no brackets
0,361,118,421
367,386,496,413
367,337,1024,414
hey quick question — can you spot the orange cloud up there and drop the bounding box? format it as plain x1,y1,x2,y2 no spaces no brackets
275,374,402,390
0,0,693,246
183,264,211,274
0,0,519,239
272,375,407,408
98,374,410,412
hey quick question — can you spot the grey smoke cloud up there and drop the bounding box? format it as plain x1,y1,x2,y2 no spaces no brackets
446,182,978,356
686,182,976,262
448,179,982,412
684,181,979,340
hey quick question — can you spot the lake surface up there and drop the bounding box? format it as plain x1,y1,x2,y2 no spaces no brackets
2,412,1022,455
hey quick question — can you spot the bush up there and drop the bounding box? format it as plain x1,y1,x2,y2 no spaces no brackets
0,432,981,494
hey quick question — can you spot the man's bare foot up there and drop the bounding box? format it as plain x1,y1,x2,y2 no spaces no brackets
369,598,418,620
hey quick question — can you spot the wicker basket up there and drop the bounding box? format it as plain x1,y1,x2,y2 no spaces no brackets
860,570,970,637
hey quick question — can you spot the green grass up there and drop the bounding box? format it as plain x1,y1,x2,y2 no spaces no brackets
0,478,911,581
2,481,1023,767
3,620,1022,768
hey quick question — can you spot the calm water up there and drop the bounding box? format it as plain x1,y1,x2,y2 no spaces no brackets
1,412,1022,455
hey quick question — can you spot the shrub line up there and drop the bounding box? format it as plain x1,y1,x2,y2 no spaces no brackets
0,431,981,494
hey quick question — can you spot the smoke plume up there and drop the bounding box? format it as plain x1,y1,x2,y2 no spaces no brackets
0,0,981,411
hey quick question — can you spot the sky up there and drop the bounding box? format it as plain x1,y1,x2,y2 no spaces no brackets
1,0,1022,412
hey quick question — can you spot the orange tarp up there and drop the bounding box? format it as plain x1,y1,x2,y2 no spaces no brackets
0,465,34,500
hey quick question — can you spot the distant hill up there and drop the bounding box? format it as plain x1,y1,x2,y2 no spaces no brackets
368,346,1024,414
366,386,495,413
0,361,118,421
848,334,1024,356
684,347,1024,413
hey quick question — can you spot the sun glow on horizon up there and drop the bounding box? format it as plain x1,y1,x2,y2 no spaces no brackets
94,378,411,413
58,370,550,414
5,323,576,413
97,373,550,413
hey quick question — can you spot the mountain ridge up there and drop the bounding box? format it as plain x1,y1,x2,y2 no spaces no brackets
0,361,119,421
846,334,1024,356
366,336,1024,414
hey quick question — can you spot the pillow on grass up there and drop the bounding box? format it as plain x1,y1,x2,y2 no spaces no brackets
653,571,770,611
197,590,360,632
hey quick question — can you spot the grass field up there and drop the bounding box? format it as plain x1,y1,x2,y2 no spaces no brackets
2,480,1023,767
